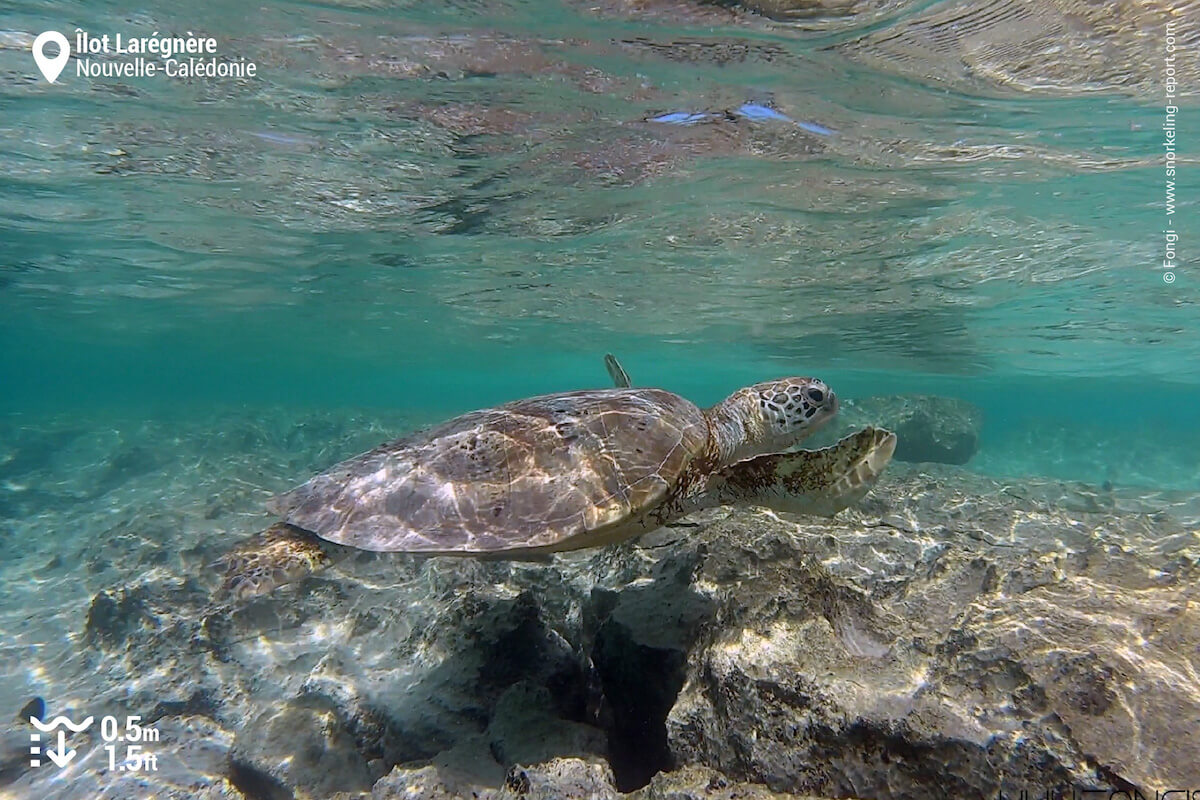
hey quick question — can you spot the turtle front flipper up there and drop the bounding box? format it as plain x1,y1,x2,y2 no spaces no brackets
214,523,350,603
696,427,896,517
604,353,632,388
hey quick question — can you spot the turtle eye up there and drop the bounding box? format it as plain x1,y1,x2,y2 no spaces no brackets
806,388,824,404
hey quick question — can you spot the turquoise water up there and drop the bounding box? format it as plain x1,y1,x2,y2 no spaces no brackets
2,2,1197,491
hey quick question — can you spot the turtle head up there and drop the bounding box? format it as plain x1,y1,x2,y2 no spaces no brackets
708,378,838,463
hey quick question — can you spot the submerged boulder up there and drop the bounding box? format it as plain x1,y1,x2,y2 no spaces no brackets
825,394,981,465
661,471,1200,797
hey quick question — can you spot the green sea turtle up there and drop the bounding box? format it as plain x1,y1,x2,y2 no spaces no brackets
216,357,895,601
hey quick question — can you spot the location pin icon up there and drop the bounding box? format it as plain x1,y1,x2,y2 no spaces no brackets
33,31,70,83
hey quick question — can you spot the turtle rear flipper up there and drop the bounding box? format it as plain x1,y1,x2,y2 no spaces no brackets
214,523,348,602
697,427,896,517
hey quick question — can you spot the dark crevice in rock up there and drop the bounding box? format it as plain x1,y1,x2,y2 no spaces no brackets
473,592,574,703
585,552,713,793
591,617,686,792
227,758,295,800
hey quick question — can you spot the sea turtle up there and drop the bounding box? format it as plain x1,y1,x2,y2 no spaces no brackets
216,358,895,601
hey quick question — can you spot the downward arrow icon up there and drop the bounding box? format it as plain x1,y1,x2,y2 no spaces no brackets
45,730,76,768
